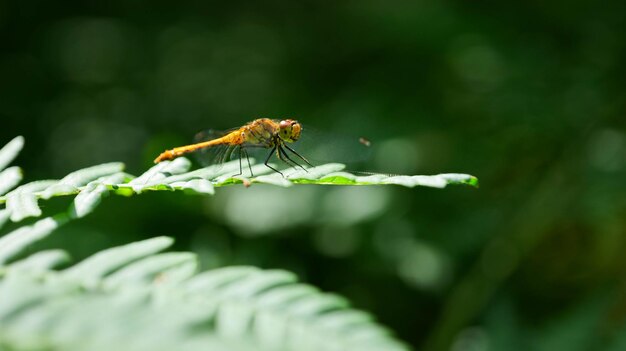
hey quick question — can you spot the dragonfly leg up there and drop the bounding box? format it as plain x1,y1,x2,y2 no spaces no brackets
231,147,254,177
241,147,254,177
264,146,284,176
283,144,313,167
278,145,307,172
228,146,244,177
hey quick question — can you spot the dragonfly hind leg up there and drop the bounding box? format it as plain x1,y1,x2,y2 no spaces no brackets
234,146,254,177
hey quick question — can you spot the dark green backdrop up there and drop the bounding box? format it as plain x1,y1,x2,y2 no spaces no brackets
2,1,625,350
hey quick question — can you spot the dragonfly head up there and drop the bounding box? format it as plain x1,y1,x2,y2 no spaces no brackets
278,119,302,143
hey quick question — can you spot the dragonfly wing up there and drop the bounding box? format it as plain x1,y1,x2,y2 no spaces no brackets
192,129,232,167
289,125,373,166
192,129,269,168
193,129,228,144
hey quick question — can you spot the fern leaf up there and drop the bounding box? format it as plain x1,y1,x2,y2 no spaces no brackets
63,236,174,285
0,216,66,265
0,136,24,172
5,180,58,222
8,249,70,272
70,173,127,218
58,162,125,188
128,157,192,193
102,252,198,290
0,166,23,196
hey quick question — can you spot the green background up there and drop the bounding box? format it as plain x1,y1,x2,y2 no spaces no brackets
1,1,625,350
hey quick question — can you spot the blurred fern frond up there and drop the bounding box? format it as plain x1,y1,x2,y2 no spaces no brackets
0,234,409,351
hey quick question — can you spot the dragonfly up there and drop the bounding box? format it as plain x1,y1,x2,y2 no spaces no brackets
154,118,313,176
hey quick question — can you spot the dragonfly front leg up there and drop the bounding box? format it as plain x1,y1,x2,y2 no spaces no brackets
283,144,313,167
278,145,307,172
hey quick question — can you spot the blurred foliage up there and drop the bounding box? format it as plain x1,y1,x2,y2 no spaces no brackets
1,224,409,351
1,0,625,350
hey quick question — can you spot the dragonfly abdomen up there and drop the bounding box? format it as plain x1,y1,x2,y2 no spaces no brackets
154,134,237,163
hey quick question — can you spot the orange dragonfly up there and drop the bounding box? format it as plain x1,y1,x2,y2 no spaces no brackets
154,118,312,176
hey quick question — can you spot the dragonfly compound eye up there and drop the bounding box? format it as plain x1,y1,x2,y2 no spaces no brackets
290,122,302,141
279,120,291,129
279,119,301,142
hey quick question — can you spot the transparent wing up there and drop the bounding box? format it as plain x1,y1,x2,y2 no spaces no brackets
287,125,373,168
192,129,272,170
192,130,232,167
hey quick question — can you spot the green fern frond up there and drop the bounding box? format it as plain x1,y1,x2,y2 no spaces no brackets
0,136,24,171
0,136,477,223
